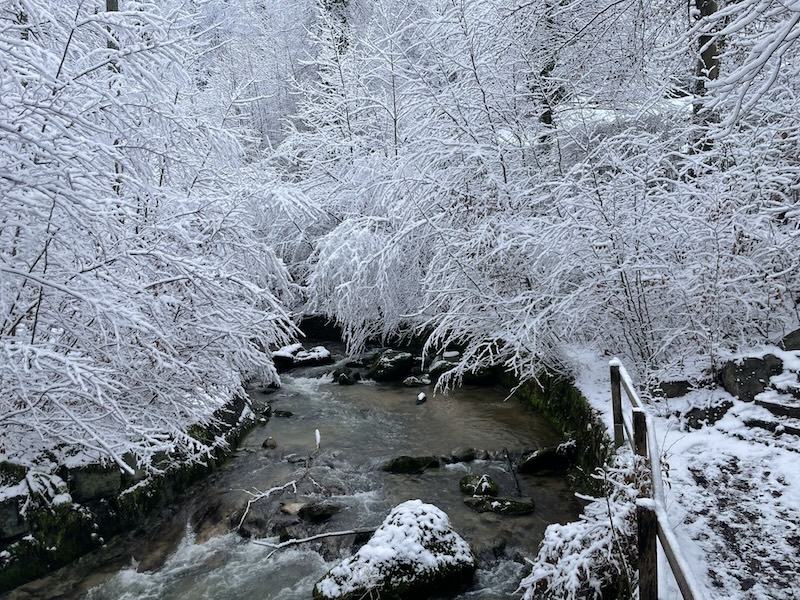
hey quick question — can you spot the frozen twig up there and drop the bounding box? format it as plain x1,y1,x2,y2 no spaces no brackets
236,480,298,531
252,527,378,559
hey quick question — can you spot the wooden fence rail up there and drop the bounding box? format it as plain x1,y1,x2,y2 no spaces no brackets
610,359,706,600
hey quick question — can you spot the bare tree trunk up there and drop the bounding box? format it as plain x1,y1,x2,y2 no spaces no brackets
693,0,720,141
107,0,123,194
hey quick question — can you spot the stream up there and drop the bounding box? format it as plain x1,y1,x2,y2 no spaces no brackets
4,349,583,600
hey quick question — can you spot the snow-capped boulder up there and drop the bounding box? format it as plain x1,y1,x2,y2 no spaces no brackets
459,474,499,497
294,345,334,367
427,358,457,382
368,350,415,381
272,343,303,371
312,499,475,600
272,344,334,371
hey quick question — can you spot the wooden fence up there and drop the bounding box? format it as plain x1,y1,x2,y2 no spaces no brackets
610,359,706,600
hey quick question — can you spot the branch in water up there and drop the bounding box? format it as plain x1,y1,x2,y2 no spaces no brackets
252,527,378,559
236,480,298,530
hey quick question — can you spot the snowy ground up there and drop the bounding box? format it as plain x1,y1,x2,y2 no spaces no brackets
574,352,800,600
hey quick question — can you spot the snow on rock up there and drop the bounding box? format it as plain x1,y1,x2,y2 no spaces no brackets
312,499,475,600
294,345,334,367
273,343,303,360
273,344,334,370
272,343,303,371
367,349,415,382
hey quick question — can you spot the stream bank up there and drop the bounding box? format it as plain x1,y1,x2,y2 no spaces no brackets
0,394,257,593
1,339,610,598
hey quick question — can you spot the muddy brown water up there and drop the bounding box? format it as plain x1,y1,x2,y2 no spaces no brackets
4,353,582,600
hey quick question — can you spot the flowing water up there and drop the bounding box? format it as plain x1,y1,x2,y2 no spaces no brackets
5,350,583,600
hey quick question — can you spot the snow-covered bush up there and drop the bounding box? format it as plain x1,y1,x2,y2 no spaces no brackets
518,449,648,600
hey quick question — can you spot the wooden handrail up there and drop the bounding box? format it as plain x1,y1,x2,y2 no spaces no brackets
609,359,706,600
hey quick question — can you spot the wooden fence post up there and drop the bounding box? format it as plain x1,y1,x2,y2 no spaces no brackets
637,500,658,600
610,363,624,448
633,408,647,457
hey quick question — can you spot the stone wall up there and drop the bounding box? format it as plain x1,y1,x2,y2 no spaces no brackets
0,393,253,593
503,373,612,492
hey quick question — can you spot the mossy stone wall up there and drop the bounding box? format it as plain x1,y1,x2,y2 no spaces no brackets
504,373,612,491
0,394,253,593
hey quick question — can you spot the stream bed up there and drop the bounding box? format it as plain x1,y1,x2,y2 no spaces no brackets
4,353,583,600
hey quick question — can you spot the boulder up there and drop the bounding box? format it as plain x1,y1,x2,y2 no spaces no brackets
683,399,734,429
332,366,358,385
402,375,431,387
428,359,457,382
463,496,535,516
294,346,334,367
298,502,342,524
779,329,800,351
273,342,303,372
368,350,415,381
720,355,783,402
447,448,476,463
459,474,499,497
517,441,576,476
313,499,475,600
382,456,441,474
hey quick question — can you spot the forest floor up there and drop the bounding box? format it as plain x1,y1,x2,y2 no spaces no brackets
574,352,800,600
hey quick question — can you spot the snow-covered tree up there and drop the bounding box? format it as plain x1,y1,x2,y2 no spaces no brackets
282,0,799,382
0,0,296,472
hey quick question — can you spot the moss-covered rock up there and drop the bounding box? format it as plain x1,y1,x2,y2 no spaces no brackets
0,500,99,592
368,350,415,381
463,496,535,516
459,474,499,496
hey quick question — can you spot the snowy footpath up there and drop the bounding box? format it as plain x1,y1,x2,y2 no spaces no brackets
574,353,800,600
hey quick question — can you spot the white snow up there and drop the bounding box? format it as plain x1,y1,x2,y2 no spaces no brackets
294,346,331,362
566,351,800,600
273,343,304,359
